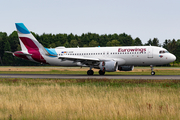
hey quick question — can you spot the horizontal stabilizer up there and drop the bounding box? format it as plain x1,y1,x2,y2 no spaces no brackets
5,51,32,56
5,51,13,54
14,52,32,56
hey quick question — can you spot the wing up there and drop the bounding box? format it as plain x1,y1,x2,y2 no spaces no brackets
58,56,101,66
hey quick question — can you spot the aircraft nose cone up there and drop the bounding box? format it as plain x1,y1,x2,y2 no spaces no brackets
171,54,176,62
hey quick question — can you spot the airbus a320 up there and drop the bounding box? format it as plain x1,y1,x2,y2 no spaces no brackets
6,23,176,75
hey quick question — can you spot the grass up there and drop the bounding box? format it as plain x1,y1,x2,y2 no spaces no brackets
0,78,180,119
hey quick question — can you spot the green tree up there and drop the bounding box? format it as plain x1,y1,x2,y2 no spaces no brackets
144,39,152,46
67,33,75,43
111,40,120,46
0,32,7,58
176,39,180,64
106,40,120,46
81,34,90,46
163,39,169,49
48,43,56,48
8,31,19,52
64,41,70,48
133,37,142,46
89,40,99,47
167,39,177,54
70,40,79,47
118,33,133,46
152,38,160,46
163,39,177,66
2,40,13,65
55,41,62,47
106,41,112,46
145,38,160,46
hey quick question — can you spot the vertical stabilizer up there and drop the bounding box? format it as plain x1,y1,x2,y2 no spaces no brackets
15,23,48,63
15,23,40,51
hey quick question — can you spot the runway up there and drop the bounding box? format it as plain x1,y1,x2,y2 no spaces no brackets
0,74,179,79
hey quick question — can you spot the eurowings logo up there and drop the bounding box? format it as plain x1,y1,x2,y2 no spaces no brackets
118,48,146,52
159,55,163,58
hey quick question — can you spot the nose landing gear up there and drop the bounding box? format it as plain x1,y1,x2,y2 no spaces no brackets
150,65,155,75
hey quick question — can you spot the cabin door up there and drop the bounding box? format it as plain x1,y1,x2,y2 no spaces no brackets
147,47,153,58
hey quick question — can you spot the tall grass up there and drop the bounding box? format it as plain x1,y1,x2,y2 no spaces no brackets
0,78,180,119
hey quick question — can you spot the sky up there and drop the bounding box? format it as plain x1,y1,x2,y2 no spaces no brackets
1,0,180,44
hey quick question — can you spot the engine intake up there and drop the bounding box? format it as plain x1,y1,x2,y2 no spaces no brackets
99,61,118,72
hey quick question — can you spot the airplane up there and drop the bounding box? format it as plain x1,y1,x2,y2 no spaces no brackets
6,23,176,75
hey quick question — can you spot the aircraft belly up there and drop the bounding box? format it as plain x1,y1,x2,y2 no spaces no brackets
44,56,77,66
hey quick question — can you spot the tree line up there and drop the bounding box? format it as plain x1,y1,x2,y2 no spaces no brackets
0,31,179,66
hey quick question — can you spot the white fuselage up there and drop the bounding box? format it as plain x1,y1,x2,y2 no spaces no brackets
43,46,176,66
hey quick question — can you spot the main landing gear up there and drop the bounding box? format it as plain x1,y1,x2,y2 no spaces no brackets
87,70,94,75
150,65,155,75
87,66,106,75
99,70,105,75
87,69,105,75
87,66,94,75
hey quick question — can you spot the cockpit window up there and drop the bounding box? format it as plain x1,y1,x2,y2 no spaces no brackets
159,50,169,54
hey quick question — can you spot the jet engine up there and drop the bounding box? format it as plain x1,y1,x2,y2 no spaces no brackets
118,66,134,71
99,61,118,72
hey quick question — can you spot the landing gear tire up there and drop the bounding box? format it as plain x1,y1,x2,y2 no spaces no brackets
151,71,155,75
87,70,94,75
99,70,105,75
150,65,155,75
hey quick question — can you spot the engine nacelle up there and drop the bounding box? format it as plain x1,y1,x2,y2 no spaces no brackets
118,66,134,71
99,61,118,72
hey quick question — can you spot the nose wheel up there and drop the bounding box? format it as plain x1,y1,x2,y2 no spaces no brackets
150,65,155,75
151,71,155,75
